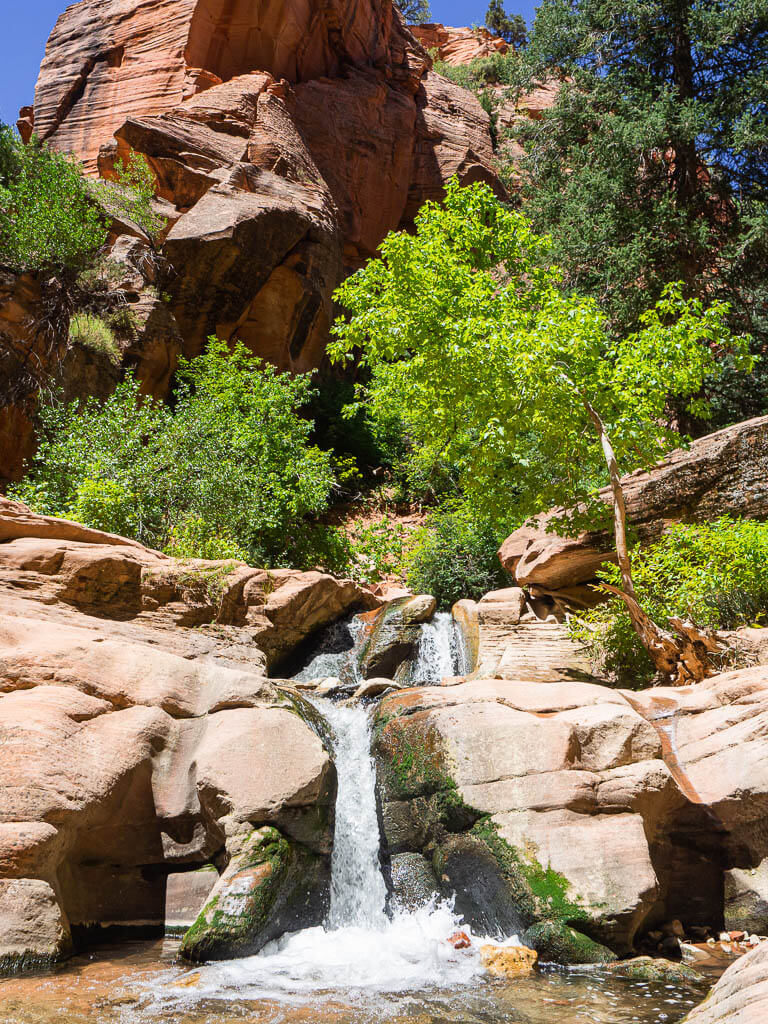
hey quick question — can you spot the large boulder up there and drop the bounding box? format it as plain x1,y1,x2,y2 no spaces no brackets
180,826,329,961
373,665,768,959
500,416,768,588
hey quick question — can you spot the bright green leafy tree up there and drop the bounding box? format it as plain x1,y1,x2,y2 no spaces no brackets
0,123,106,274
509,0,768,427
13,339,335,564
330,179,751,682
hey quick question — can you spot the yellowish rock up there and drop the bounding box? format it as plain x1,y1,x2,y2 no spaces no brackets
480,943,538,977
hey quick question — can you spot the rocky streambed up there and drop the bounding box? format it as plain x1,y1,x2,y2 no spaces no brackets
2,496,768,1021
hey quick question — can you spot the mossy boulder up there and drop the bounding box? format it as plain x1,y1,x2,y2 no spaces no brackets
608,956,705,987
179,827,329,962
523,920,616,965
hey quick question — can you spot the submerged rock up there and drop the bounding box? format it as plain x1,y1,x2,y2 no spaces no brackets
608,956,704,987
390,852,442,911
180,827,329,962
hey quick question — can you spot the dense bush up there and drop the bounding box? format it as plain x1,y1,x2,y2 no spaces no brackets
404,503,509,610
569,518,768,686
0,123,107,274
13,339,335,564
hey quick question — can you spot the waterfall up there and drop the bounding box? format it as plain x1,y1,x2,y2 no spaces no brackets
175,610,503,999
413,612,470,683
322,701,388,930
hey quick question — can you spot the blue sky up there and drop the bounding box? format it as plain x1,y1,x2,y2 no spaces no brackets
0,2,538,125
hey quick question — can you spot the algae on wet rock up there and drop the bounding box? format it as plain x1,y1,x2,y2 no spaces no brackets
608,955,705,987
179,826,329,962
522,920,615,965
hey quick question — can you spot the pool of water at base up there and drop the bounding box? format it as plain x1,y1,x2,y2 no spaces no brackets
0,938,709,1024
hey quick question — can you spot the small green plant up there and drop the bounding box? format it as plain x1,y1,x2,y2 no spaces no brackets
104,304,141,337
164,517,249,562
347,517,406,583
95,151,166,243
68,313,120,365
13,339,335,564
569,517,768,686
404,502,509,610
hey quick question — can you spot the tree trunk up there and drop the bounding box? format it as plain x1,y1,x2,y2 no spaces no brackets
580,396,720,685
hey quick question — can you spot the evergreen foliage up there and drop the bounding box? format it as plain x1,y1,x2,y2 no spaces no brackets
485,0,527,46
510,0,768,426
396,0,431,24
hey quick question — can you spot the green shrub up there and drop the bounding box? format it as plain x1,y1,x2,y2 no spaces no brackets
277,516,407,584
12,339,335,564
94,151,166,243
68,313,120,364
569,517,768,686
0,123,107,273
404,503,509,610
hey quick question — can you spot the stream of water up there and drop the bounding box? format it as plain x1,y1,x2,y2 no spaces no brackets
0,615,711,1024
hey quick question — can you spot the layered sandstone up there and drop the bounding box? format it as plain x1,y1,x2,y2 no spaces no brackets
500,415,768,588
375,665,768,956
1,2,505,485
410,24,509,65
0,496,383,967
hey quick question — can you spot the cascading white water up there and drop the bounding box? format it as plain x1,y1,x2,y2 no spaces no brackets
413,612,470,683
323,700,388,930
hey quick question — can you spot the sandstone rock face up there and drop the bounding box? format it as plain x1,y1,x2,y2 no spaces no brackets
33,0,411,174
374,665,768,957
725,859,768,933
0,497,384,967
453,597,593,681
410,24,509,65
500,416,768,588
20,0,503,408
683,938,768,1023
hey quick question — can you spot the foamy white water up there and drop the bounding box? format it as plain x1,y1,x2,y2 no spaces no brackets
154,701,515,1003
141,645,507,1014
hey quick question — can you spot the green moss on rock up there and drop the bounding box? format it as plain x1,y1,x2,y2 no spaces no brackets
180,827,329,962
470,818,590,928
608,956,705,987
523,920,616,965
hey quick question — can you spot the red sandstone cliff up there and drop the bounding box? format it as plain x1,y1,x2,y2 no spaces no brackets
2,2,507,483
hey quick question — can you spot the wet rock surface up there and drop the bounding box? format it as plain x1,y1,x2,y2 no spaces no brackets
373,666,768,960
179,827,330,961
0,497,373,967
